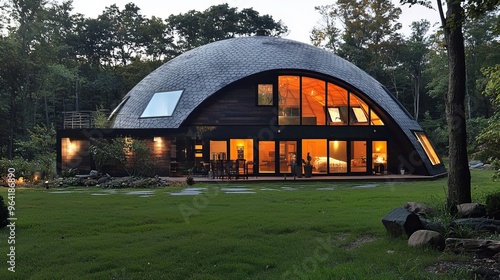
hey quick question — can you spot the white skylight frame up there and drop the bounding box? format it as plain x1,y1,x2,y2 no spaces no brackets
140,90,183,118
327,107,342,122
352,107,368,123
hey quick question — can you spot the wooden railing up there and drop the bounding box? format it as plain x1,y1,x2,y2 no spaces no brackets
62,111,95,129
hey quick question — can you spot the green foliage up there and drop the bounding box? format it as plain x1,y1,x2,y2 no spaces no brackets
491,159,500,181
476,65,500,165
90,137,159,177
0,157,46,181
90,137,128,173
129,139,158,177
167,4,288,52
485,192,500,214
419,112,448,155
92,106,111,128
14,124,56,161
9,124,56,179
467,117,489,157
311,0,403,82
61,168,78,178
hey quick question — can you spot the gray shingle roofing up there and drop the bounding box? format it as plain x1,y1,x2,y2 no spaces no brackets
111,35,443,175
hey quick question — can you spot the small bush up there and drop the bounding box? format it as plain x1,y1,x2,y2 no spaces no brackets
485,192,500,214
491,159,500,182
0,195,9,228
61,168,78,178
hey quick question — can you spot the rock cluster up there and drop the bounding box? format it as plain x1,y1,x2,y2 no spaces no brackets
46,170,169,188
382,202,500,279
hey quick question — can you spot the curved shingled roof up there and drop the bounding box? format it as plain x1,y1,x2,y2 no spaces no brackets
111,35,442,175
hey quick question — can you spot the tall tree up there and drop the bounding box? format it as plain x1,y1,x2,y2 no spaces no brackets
403,20,431,120
167,4,288,53
401,0,499,205
311,0,403,82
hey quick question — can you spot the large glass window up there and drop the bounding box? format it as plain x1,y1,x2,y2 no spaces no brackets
210,141,227,160
301,77,326,125
414,132,441,165
349,93,369,125
259,141,275,173
229,139,253,161
302,139,327,174
351,141,367,172
140,90,183,118
278,76,300,125
370,110,384,125
276,75,384,127
329,141,348,173
327,83,348,125
372,141,387,174
257,84,273,106
279,141,297,173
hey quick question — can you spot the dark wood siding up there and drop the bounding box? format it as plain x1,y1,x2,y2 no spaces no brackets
186,81,277,126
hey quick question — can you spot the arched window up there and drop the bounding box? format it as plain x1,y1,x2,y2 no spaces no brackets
275,75,384,126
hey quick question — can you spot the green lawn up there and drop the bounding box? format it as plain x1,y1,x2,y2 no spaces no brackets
0,170,497,279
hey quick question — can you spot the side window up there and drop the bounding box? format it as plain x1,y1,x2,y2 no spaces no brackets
257,84,274,106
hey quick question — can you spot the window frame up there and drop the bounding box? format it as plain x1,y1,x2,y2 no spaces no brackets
140,90,183,118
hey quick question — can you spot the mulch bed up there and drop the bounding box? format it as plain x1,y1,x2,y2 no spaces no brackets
426,255,500,279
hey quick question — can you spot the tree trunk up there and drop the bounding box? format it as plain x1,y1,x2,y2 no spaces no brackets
443,0,471,205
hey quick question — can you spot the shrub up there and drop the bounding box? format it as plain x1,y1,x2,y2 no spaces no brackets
0,157,54,182
90,137,159,177
485,192,500,214
61,168,79,178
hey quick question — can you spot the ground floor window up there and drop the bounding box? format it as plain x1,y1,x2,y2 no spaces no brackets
210,140,227,160
207,138,388,176
329,141,348,173
351,141,367,173
259,141,275,173
372,141,387,174
302,139,327,174
279,141,297,173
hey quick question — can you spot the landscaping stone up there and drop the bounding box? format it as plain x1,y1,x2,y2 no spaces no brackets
456,203,487,218
404,202,429,216
420,218,446,234
381,207,424,237
445,238,500,258
451,218,500,234
408,230,445,251
89,170,99,179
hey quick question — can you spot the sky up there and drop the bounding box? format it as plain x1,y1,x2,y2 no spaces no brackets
69,0,441,44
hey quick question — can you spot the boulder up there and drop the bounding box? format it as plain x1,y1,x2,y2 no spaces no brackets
445,238,500,258
456,203,487,218
382,207,425,237
451,218,500,234
408,230,445,251
89,170,99,179
420,218,446,234
404,202,429,216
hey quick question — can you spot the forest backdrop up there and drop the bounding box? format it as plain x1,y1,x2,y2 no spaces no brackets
0,0,499,180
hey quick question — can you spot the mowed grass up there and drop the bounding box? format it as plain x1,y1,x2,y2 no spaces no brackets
0,170,496,279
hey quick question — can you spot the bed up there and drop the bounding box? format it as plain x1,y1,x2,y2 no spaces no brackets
312,156,347,172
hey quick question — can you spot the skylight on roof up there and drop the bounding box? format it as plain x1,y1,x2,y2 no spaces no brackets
140,90,183,118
